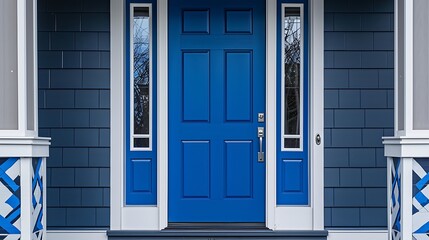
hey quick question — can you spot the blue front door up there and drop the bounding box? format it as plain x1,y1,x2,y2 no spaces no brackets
168,0,266,222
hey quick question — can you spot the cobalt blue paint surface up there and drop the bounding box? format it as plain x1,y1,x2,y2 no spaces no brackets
126,0,158,205
276,0,309,205
168,0,266,222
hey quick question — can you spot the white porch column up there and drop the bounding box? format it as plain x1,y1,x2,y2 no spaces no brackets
0,0,50,240
384,0,429,240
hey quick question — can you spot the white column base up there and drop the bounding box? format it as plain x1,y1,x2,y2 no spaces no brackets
0,138,49,240
384,137,429,240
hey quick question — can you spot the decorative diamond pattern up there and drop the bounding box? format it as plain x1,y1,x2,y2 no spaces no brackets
0,235,21,240
0,158,21,236
392,158,401,240
413,159,429,240
31,158,43,240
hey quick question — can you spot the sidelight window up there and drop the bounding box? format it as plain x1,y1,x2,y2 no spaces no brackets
282,4,303,151
130,5,152,150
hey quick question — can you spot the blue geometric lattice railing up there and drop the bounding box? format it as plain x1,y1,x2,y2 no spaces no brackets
31,158,43,240
0,158,21,235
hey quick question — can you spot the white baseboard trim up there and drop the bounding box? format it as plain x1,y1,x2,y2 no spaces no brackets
328,230,388,240
47,230,108,240
47,229,388,240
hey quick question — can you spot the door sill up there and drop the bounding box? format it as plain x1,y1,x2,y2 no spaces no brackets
166,222,267,230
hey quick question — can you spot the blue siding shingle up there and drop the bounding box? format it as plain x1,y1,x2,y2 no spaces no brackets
89,148,110,168
361,90,387,109
90,110,110,128
46,90,75,109
83,0,110,13
325,0,393,228
331,208,360,227
62,148,89,167
349,148,376,168
75,32,99,50
334,110,364,128
50,168,75,187
339,169,362,187
74,129,100,147
38,0,110,229
360,208,388,227
60,188,82,207
334,188,365,207
96,208,110,227
75,90,100,108
325,149,349,168
82,188,103,207
63,52,82,69
39,51,63,69
56,13,81,32
62,109,90,128
345,32,373,50
365,188,387,207
331,129,362,147
325,69,349,89
66,208,96,227
50,69,83,89
74,168,100,187
325,168,340,187
81,13,110,32
47,208,66,227
47,188,60,207
339,90,360,108
48,148,63,168
50,32,75,51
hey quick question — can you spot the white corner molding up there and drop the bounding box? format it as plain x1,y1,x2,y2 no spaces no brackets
265,0,277,230
310,0,325,231
110,0,125,230
157,0,169,230
327,230,388,240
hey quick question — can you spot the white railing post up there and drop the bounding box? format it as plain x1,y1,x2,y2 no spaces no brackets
0,0,50,240
384,1,429,240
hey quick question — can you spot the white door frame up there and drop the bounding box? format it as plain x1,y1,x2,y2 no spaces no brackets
110,0,324,231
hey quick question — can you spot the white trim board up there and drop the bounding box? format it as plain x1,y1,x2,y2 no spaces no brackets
45,230,388,240
327,230,387,240
47,230,107,240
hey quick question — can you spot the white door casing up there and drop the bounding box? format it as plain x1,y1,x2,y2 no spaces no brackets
110,0,324,230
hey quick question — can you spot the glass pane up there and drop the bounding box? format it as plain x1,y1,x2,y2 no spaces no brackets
133,7,150,135
134,138,150,148
284,7,301,136
284,138,300,149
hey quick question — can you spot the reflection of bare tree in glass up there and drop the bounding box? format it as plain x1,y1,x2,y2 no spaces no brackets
134,17,150,135
284,15,301,136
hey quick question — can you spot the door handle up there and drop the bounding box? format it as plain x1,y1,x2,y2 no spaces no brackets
258,127,264,162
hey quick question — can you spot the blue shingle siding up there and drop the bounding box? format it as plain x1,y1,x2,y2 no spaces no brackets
324,0,394,228
38,0,110,229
